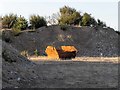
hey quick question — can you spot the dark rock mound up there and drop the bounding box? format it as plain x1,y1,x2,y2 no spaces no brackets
2,42,38,88
2,26,119,57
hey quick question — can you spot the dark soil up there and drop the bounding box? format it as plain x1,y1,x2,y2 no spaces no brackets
2,42,118,88
2,26,119,88
2,26,119,57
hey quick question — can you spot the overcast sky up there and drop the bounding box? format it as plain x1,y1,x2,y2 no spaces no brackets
0,0,119,30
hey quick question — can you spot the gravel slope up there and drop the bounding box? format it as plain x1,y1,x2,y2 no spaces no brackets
3,26,119,57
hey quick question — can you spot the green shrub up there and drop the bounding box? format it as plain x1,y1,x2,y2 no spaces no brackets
81,13,91,26
29,15,47,29
2,13,17,28
13,16,28,30
34,49,39,57
58,6,81,25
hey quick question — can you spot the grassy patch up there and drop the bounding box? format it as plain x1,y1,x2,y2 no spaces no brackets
20,50,28,57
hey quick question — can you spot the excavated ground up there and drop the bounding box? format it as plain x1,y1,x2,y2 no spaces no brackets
2,40,119,88
2,25,120,88
2,25,119,57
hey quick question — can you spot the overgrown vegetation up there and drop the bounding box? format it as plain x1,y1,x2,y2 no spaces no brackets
58,6,106,27
81,13,91,26
58,6,81,25
29,15,47,29
13,16,28,30
2,13,17,28
1,14,27,36
1,5,107,31
34,49,39,57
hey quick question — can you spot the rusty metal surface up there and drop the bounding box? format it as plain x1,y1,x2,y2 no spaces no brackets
45,46,77,59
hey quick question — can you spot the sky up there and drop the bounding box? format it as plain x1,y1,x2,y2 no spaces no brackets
0,0,119,31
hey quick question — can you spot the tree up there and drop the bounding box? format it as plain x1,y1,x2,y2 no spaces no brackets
2,13,17,28
13,16,28,30
81,13,91,26
58,6,81,25
29,15,47,29
89,17,97,26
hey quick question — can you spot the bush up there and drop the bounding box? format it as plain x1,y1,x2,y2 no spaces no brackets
58,6,81,25
60,24,68,31
34,49,39,57
97,19,106,27
2,13,17,28
13,16,28,30
12,16,28,36
81,13,91,26
29,15,47,29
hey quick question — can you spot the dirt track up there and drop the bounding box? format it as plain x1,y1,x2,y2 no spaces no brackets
28,59,118,88
22,57,119,88
29,56,119,63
